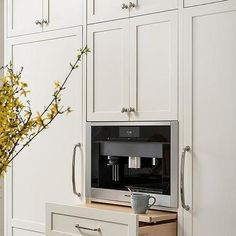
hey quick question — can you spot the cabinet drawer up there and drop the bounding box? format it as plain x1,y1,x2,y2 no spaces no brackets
46,204,138,236
51,213,131,236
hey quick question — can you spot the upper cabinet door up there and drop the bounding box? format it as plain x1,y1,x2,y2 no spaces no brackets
42,0,83,31
129,0,178,17
7,0,43,37
87,0,130,24
184,0,228,7
129,11,178,121
87,20,130,121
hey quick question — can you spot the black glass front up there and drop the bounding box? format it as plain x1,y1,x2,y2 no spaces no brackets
91,126,171,195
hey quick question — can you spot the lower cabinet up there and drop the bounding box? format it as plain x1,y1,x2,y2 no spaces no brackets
5,28,84,236
46,203,177,236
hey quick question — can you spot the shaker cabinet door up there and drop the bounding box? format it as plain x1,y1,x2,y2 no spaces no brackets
182,3,236,236
129,0,178,17
87,0,130,24
5,28,83,236
129,12,178,121
42,0,83,31
87,20,130,121
7,0,43,37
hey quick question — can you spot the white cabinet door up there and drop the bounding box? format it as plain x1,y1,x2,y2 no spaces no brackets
87,0,130,24
5,28,83,236
129,12,178,121
184,0,228,7
130,0,178,17
46,204,138,236
43,0,83,31
181,3,236,236
87,20,130,121
7,0,43,36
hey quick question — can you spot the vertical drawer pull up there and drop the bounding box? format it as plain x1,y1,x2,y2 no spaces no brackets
72,143,82,197
75,224,101,232
180,146,191,211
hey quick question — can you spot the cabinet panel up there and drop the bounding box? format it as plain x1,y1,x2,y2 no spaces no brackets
7,0,43,36
87,0,129,24
130,12,178,121
184,0,227,7
130,0,178,17
5,28,83,235
182,4,236,236
87,20,130,121
43,0,83,31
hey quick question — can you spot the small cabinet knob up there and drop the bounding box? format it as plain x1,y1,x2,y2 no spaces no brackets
129,2,136,8
121,107,128,113
121,3,129,9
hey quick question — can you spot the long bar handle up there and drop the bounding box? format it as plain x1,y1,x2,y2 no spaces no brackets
72,143,81,197
75,224,101,232
180,145,191,211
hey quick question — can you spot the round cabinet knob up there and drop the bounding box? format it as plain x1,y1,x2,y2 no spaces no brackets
129,2,136,8
121,3,129,9
35,20,42,25
121,107,128,113
128,107,135,113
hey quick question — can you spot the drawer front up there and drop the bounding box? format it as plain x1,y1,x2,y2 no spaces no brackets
51,213,129,236
46,204,138,236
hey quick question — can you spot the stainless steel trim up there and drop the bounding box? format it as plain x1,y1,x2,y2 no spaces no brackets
86,121,179,209
72,143,81,197
180,146,191,211
75,224,101,232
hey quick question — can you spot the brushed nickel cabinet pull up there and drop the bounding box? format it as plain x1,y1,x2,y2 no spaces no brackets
35,20,42,26
42,19,49,25
121,107,128,113
129,2,136,8
72,143,81,197
128,107,135,113
181,146,191,211
75,224,101,232
121,3,129,9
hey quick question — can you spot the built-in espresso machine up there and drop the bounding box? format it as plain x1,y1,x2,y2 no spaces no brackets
86,122,178,208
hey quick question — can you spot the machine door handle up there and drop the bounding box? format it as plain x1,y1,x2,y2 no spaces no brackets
180,146,191,211
72,143,81,197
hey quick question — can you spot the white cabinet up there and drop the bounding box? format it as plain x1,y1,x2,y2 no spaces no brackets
184,0,228,7
87,0,177,24
5,28,83,236
181,3,236,236
7,0,83,37
129,12,178,121
46,203,177,236
87,11,178,121
46,204,138,236
87,20,130,121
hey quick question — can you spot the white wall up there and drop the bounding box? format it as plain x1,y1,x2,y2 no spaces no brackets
0,0,4,235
